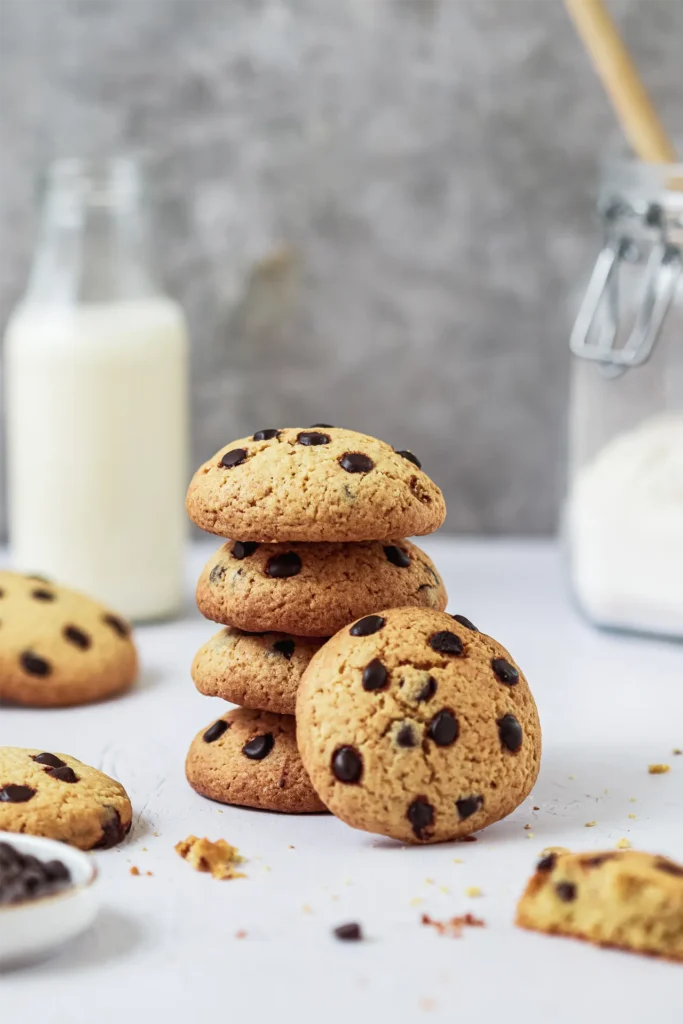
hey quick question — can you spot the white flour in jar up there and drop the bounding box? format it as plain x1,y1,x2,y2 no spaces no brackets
568,413,683,637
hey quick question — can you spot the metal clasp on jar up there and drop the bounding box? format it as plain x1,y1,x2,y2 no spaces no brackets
570,199,682,377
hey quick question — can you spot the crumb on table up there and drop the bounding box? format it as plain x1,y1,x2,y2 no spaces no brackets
465,886,482,898
129,866,140,876
616,838,632,850
648,764,670,775
585,821,597,828
174,835,245,880
421,912,485,937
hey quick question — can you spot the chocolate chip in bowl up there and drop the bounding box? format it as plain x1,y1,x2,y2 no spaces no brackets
0,831,99,969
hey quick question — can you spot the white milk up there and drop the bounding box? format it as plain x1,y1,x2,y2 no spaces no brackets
4,298,188,620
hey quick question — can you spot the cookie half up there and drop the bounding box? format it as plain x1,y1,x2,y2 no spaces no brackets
196,539,446,637
0,571,137,707
186,708,327,814
186,427,445,542
516,849,683,962
192,628,326,715
296,606,541,844
0,747,132,850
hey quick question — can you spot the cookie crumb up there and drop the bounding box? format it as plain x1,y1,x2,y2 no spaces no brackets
439,886,450,895
629,797,637,803
465,886,482,898
421,912,485,937
585,821,597,827
673,749,682,756
648,764,670,774
288,844,295,849
235,930,247,939
302,904,312,914
410,896,424,907
524,823,531,830
452,858,464,864
419,997,436,1012
628,813,637,820
333,922,363,941
174,835,245,880
129,866,140,876
425,877,434,885
616,838,632,850
526,832,535,839
533,806,540,811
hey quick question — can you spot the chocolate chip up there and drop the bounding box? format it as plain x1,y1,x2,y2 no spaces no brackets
209,564,226,583
220,447,248,468
555,881,576,902
273,639,295,660
384,545,410,568
333,922,363,941
43,859,70,882
332,746,363,784
252,429,279,441
266,552,302,579
416,677,437,702
429,631,463,655
537,854,557,872
232,541,259,560
362,658,388,692
395,449,422,469
581,854,617,868
452,614,478,632
350,615,385,637
20,651,51,676
655,859,683,877
297,431,330,446
310,423,334,428
103,614,130,638
31,589,55,602
203,720,229,743
63,625,92,650
498,714,523,752
0,785,36,803
32,753,66,768
46,765,78,783
491,658,519,685
455,795,483,821
243,733,275,760
339,452,374,474
407,797,434,840
396,724,417,748
427,709,459,747
94,807,129,849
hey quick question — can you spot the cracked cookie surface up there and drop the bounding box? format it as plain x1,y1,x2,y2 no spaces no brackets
0,571,137,707
0,746,132,849
186,427,446,542
192,627,325,715
296,607,541,844
186,708,327,814
196,538,446,637
516,849,683,962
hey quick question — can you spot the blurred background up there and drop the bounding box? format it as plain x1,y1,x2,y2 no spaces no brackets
1,0,682,537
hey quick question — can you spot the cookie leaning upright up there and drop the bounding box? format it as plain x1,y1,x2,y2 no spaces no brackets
186,427,446,542
0,571,137,707
296,607,541,844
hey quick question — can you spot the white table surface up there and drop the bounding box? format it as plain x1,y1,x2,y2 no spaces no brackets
1,538,682,1022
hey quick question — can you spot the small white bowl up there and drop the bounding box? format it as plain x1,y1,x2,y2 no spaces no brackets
0,831,99,969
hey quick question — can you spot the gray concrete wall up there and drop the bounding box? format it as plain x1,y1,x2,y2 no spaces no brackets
1,0,682,534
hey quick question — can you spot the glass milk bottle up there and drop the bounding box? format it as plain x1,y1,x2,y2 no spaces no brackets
4,157,189,620
566,155,683,639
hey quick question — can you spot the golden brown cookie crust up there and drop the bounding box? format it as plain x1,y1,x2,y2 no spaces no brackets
195,539,447,637
186,708,327,814
0,571,137,707
192,627,325,715
0,746,132,850
516,849,683,962
186,427,446,542
296,606,541,844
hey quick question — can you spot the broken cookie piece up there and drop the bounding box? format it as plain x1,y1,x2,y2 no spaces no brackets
175,835,246,880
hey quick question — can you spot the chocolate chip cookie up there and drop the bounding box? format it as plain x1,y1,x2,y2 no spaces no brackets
517,849,683,962
0,571,137,707
192,627,326,715
186,427,446,542
0,747,132,849
296,607,541,843
186,708,327,813
195,539,446,637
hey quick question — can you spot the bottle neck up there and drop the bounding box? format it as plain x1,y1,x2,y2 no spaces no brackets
23,158,162,306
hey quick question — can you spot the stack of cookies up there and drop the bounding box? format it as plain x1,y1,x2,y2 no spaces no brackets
184,426,447,814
